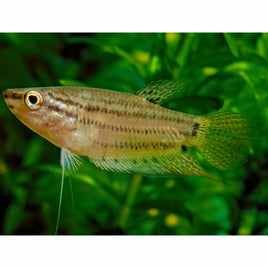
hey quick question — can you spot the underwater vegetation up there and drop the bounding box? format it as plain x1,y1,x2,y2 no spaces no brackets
0,33,267,235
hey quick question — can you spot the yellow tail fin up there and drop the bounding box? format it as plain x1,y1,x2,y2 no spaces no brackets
192,112,254,170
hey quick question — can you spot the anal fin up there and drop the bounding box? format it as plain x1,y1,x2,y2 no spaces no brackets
91,147,220,183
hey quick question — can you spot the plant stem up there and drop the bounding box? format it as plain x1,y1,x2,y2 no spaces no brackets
176,33,196,69
117,174,143,230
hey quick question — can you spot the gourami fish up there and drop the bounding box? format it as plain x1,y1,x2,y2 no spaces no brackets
3,80,253,181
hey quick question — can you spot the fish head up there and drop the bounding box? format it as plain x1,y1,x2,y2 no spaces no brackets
3,87,77,148
4,87,44,117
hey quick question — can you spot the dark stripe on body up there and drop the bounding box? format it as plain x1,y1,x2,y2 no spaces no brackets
91,138,177,151
84,103,181,121
77,115,185,138
48,92,187,123
47,105,77,119
48,92,83,108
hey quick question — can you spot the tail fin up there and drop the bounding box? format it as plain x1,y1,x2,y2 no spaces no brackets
191,112,254,170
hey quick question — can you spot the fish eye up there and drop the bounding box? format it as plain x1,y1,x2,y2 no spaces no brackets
24,91,44,109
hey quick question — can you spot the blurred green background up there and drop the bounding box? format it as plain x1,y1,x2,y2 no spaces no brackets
0,33,267,235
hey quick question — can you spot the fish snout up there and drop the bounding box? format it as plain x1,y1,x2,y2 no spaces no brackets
3,89,25,102
2,89,23,110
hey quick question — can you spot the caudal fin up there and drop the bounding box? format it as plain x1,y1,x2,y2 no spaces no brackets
192,112,254,170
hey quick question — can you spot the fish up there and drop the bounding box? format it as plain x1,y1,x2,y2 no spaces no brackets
3,80,254,182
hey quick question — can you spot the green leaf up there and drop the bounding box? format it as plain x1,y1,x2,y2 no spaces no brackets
238,208,257,235
224,33,240,57
58,79,87,87
3,204,24,234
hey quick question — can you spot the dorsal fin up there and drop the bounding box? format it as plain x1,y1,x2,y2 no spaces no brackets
134,80,184,104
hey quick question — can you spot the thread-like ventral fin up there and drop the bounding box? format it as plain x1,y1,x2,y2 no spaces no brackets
56,148,81,234
135,80,184,104
60,148,82,171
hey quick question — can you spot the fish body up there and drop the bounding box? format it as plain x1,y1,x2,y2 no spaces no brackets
3,81,253,180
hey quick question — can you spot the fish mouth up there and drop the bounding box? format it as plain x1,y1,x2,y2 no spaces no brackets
3,90,13,109
3,89,22,110
3,89,9,99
